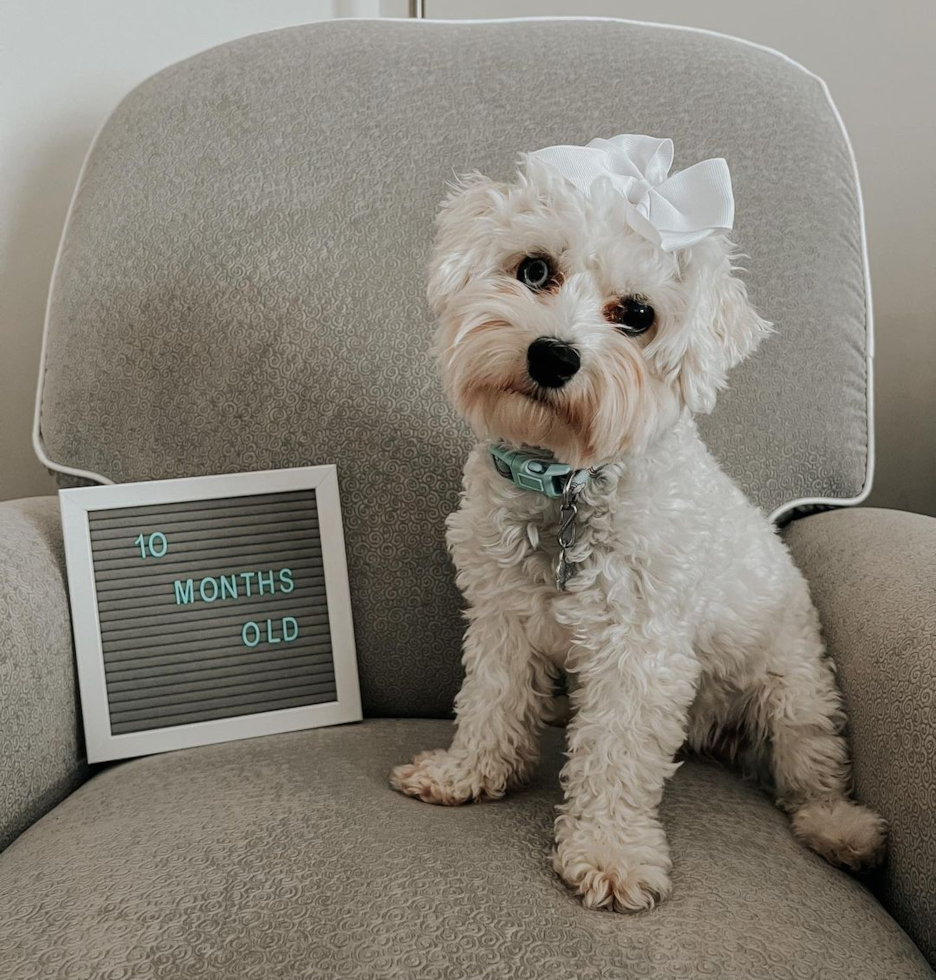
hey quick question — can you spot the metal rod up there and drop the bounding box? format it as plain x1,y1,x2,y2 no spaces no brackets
409,0,425,17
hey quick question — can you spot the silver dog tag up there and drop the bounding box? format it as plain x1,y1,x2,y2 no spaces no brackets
556,552,575,591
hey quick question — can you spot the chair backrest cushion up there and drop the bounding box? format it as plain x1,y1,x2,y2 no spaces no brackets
39,19,871,716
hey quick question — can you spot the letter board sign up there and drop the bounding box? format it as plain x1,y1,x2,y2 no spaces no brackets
60,466,361,762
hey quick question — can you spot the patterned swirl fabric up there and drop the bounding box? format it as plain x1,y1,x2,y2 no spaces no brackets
0,720,931,980
784,508,936,967
38,19,871,717
0,497,87,851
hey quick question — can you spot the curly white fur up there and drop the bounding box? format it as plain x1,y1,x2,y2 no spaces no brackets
390,154,886,912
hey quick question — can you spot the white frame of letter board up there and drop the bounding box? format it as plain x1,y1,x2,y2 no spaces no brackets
60,465,362,763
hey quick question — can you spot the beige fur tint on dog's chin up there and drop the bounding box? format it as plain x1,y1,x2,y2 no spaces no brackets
452,362,675,470
392,157,886,914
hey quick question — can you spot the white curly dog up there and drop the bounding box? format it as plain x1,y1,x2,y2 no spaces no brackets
390,135,886,913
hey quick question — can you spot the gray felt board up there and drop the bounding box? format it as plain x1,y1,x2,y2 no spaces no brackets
89,489,338,734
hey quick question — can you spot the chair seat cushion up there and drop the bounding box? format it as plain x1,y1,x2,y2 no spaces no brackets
0,720,930,979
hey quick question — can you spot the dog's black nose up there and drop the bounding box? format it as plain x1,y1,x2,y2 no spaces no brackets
527,337,580,389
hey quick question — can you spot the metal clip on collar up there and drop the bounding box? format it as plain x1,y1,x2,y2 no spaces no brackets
555,469,591,591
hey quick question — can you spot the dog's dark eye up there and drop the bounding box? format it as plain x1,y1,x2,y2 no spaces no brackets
517,255,556,292
610,296,655,335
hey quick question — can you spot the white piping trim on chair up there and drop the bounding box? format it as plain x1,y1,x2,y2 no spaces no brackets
33,15,874,520
32,107,116,487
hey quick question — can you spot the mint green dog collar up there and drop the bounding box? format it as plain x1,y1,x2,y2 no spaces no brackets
489,444,592,499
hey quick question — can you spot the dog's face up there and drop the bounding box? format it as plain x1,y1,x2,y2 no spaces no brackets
428,158,770,468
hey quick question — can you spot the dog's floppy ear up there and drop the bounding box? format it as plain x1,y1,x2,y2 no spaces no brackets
669,235,772,414
427,174,506,316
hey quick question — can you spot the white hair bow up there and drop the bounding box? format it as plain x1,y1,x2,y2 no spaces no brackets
528,134,734,251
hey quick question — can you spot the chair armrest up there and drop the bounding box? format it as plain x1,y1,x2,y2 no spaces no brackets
783,507,936,964
0,496,88,851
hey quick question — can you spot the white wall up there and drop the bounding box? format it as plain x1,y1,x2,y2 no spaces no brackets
2,2,934,515
427,1,936,515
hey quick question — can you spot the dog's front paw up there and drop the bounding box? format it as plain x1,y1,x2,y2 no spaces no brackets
390,749,503,806
553,819,672,913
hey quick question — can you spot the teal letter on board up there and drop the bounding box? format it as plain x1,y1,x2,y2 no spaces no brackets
283,616,299,642
219,575,238,600
279,568,294,593
174,580,194,605
242,621,261,647
257,570,275,596
136,531,168,559
199,577,219,602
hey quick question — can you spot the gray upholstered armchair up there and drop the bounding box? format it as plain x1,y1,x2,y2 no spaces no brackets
1,19,933,979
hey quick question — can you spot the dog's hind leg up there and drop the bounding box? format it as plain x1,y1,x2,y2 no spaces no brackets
744,599,887,871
